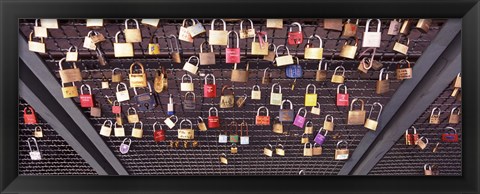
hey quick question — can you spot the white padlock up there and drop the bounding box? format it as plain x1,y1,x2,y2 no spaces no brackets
362,19,382,48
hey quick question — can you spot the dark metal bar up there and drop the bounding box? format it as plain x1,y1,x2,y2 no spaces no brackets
18,33,129,175
338,19,462,175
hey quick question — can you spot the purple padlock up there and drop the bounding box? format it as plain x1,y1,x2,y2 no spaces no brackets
119,138,131,154
314,127,328,146
293,107,308,128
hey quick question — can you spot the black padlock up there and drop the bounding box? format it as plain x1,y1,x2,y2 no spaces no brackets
133,82,156,111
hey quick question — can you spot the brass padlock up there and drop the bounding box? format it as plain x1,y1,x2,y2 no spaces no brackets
323,19,343,31
240,19,256,39
304,34,323,59
270,83,283,106
262,68,272,84
61,82,78,98
58,58,82,83
449,107,460,124
131,121,143,138
272,116,284,134
209,19,228,46
167,35,182,63
230,143,238,154
393,35,409,55
364,102,383,131
376,68,390,94
34,126,43,138
323,114,334,131
219,153,228,165
303,143,313,157
311,102,321,115
301,133,309,144
113,31,134,57
348,98,366,125
251,32,269,55
429,107,441,124
236,94,248,108
231,62,249,83
197,116,207,131
148,35,161,55
339,37,358,59
28,31,46,53
316,60,328,82
334,140,349,160
371,60,383,71
357,47,375,73
416,19,432,33
396,59,413,80
275,45,294,66
304,121,314,134
416,137,429,150
220,85,234,108
112,68,122,82
331,66,346,84
263,43,277,62
178,119,194,140
264,144,273,157
399,19,411,35
275,144,285,156
387,19,401,36
342,19,359,37
199,41,216,65
453,73,461,88
187,19,206,38
266,19,283,29
127,107,140,123
153,67,166,93
129,62,147,88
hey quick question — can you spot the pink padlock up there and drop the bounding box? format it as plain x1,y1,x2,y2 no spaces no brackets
336,84,349,107
293,107,308,128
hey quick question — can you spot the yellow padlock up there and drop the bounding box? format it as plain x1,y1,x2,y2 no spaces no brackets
304,84,318,107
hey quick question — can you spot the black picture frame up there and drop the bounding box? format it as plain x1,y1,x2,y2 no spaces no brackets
1,0,479,193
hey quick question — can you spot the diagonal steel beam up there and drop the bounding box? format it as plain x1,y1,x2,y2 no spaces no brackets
338,19,462,175
18,34,128,175
351,33,461,175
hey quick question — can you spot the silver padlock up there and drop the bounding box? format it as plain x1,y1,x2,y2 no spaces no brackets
28,137,42,160
251,85,261,100
362,19,382,48
100,120,113,137
115,82,130,102
180,74,194,92
182,56,200,75
164,115,178,129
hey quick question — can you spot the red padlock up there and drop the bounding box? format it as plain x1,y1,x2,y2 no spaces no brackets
225,31,240,63
204,74,216,98
112,100,121,114
405,126,419,145
79,84,94,108
336,84,349,107
288,22,303,45
441,127,459,143
153,121,165,142
23,106,37,124
208,107,220,128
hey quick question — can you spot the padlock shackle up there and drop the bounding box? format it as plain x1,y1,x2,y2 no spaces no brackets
112,100,120,106
306,34,323,48
102,120,113,128
317,127,328,137
226,30,240,48
87,30,100,37
281,99,293,110
167,34,180,52
276,143,284,149
424,164,432,171
27,137,40,152
266,143,273,149
35,126,43,132
430,107,441,116
168,94,173,104
305,84,316,94
350,98,365,111
336,140,348,149
200,41,214,53
397,35,410,45
204,73,216,85
129,62,145,74
365,19,381,32
221,85,234,95
344,36,358,47
114,31,127,43
24,106,35,114
289,22,302,32
132,81,152,95
122,137,132,146
182,19,196,27
419,136,429,145
368,102,383,121
257,106,269,116
197,116,205,123
233,62,249,71
127,107,137,115
68,46,78,52
210,19,226,30
229,120,238,134
153,121,163,131
379,68,389,80
29,31,44,42
240,120,248,136
406,126,417,135
116,82,128,92
333,66,346,76
252,85,260,91
112,68,121,75
179,119,193,129
184,92,196,100
263,68,270,77
306,121,313,127
445,127,457,134
297,107,308,117
337,84,348,94
186,56,200,66
318,60,328,70
325,114,334,123
209,107,218,116
240,19,254,30
133,121,143,129
397,59,411,68
35,19,40,26
80,84,92,95
304,142,312,149
114,121,123,128
275,45,291,57
450,107,461,115
124,19,140,29
168,115,179,123
181,74,193,83
271,83,282,93
58,57,78,70
346,19,360,25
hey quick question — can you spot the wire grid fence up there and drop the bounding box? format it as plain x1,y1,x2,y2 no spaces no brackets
19,18,445,175
369,85,462,176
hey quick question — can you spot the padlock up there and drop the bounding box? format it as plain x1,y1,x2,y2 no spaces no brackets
27,137,42,160
178,119,194,140
131,121,143,138
362,19,382,48
303,143,313,157
90,103,102,117
339,37,358,59
236,94,247,108
405,126,419,145
449,107,460,124
334,140,349,160
240,19,256,39
396,59,413,80
273,116,284,134
256,106,270,125
113,31,134,57
129,62,147,88
99,120,113,137
152,122,165,142
264,144,273,157
230,143,238,154
88,30,106,44
262,67,272,84
141,19,159,27
123,19,143,43
61,82,79,98
263,44,277,62
83,31,97,50
453,73,461,88
183,92,196,110
187,19,206,38
287,22,303,45
114,121,125,137
279,99,294,122
219,153,228,164
115,82,130,102
424,164,439,176
331,66,346,84
364,102,383,131
231,62,249,83
294,107,308,128
250,85,261,100
357,47,375,73
240,120,249,145
225,31,241,63
376,68,390,94
416,136,429,150
23,106,37,124
285,57,303,79
301,133,309,144
275,45,294,66
266,19,283,29
323,115,334,131
416,19,432,33
399,19,412,35
148,35,161,55
197,117,207,131
208,107,220,128
34,19,48,38
429,107,441,124
153,67,166,93
275,144,285,156
218,130,228,143
111,68,122,83
304,34,323,59
441,127,459,143
336,84,349,107
304,121,314,134
127,107,140,123
183,56,200,75
270,83,283,106
342,19,359,37
164,115,178,129
387,19,401,36
119,138,131,154
323,19,343,31
133,82,156,111
311,102,321,115
115,113,123,126
304,84,317,107
220,85,235,108
228,121,239,143
314,127,328,146
313,143,323,156
180,74,194,92
316,60,328,82
38,19,58,29
58,58,82,83
66,46,79,62
199,41,216,65
251,32,269,55
393,35,410,55
32,126,43,138
167,35,182,63
28,31,46,53
79,84,94,108
348,98,366,125
112,100,121,114
209,19,228,45
203,74,217,98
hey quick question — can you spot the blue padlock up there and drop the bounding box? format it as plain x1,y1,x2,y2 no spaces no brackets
285,57,303,79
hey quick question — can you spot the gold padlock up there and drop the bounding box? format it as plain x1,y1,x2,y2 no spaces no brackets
324,19,343,31
264,144,273,157
416,137,429,150
28,31,46,53
220,85,234,108
393,35,409,55
113,31,134,58
61,82,79,98
231,143,238,154
275,144,285,156
154,68,165,93
251,32,269,55
262,67,272,84
449,107,460,124
303,143,313,157
209,19,228,46
331,66,346,84
348,98,366,125
272,116,284,134
313,143,322,156
342,19,359,37
416,19,432,33
334,140,349,160
301,133,309,144
199,41,216,65
128,62,147,88
231,63,249,83
178,119,194,140
304,84,317,107
339,37,358,59
263,43,277,62
266,19,283,29
167,35,182,63
58,58,82,83
399,19,411,35
219,153,228,164
316,60,328,82
148,35,161,55
364,102,383,131
304,121,314,134
197,117,207,131
429,107,441,124
115,113,123,126
323,114,334,131
453,73,461,88
131,121,143,138
236,94,248,108
357,47,375,73
127,107,140,123
304,34,323,60
187,19,206,38
111,68,123,83
34,126,43,138
396,59,413,80
240,19,256,39
376,68,390,94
